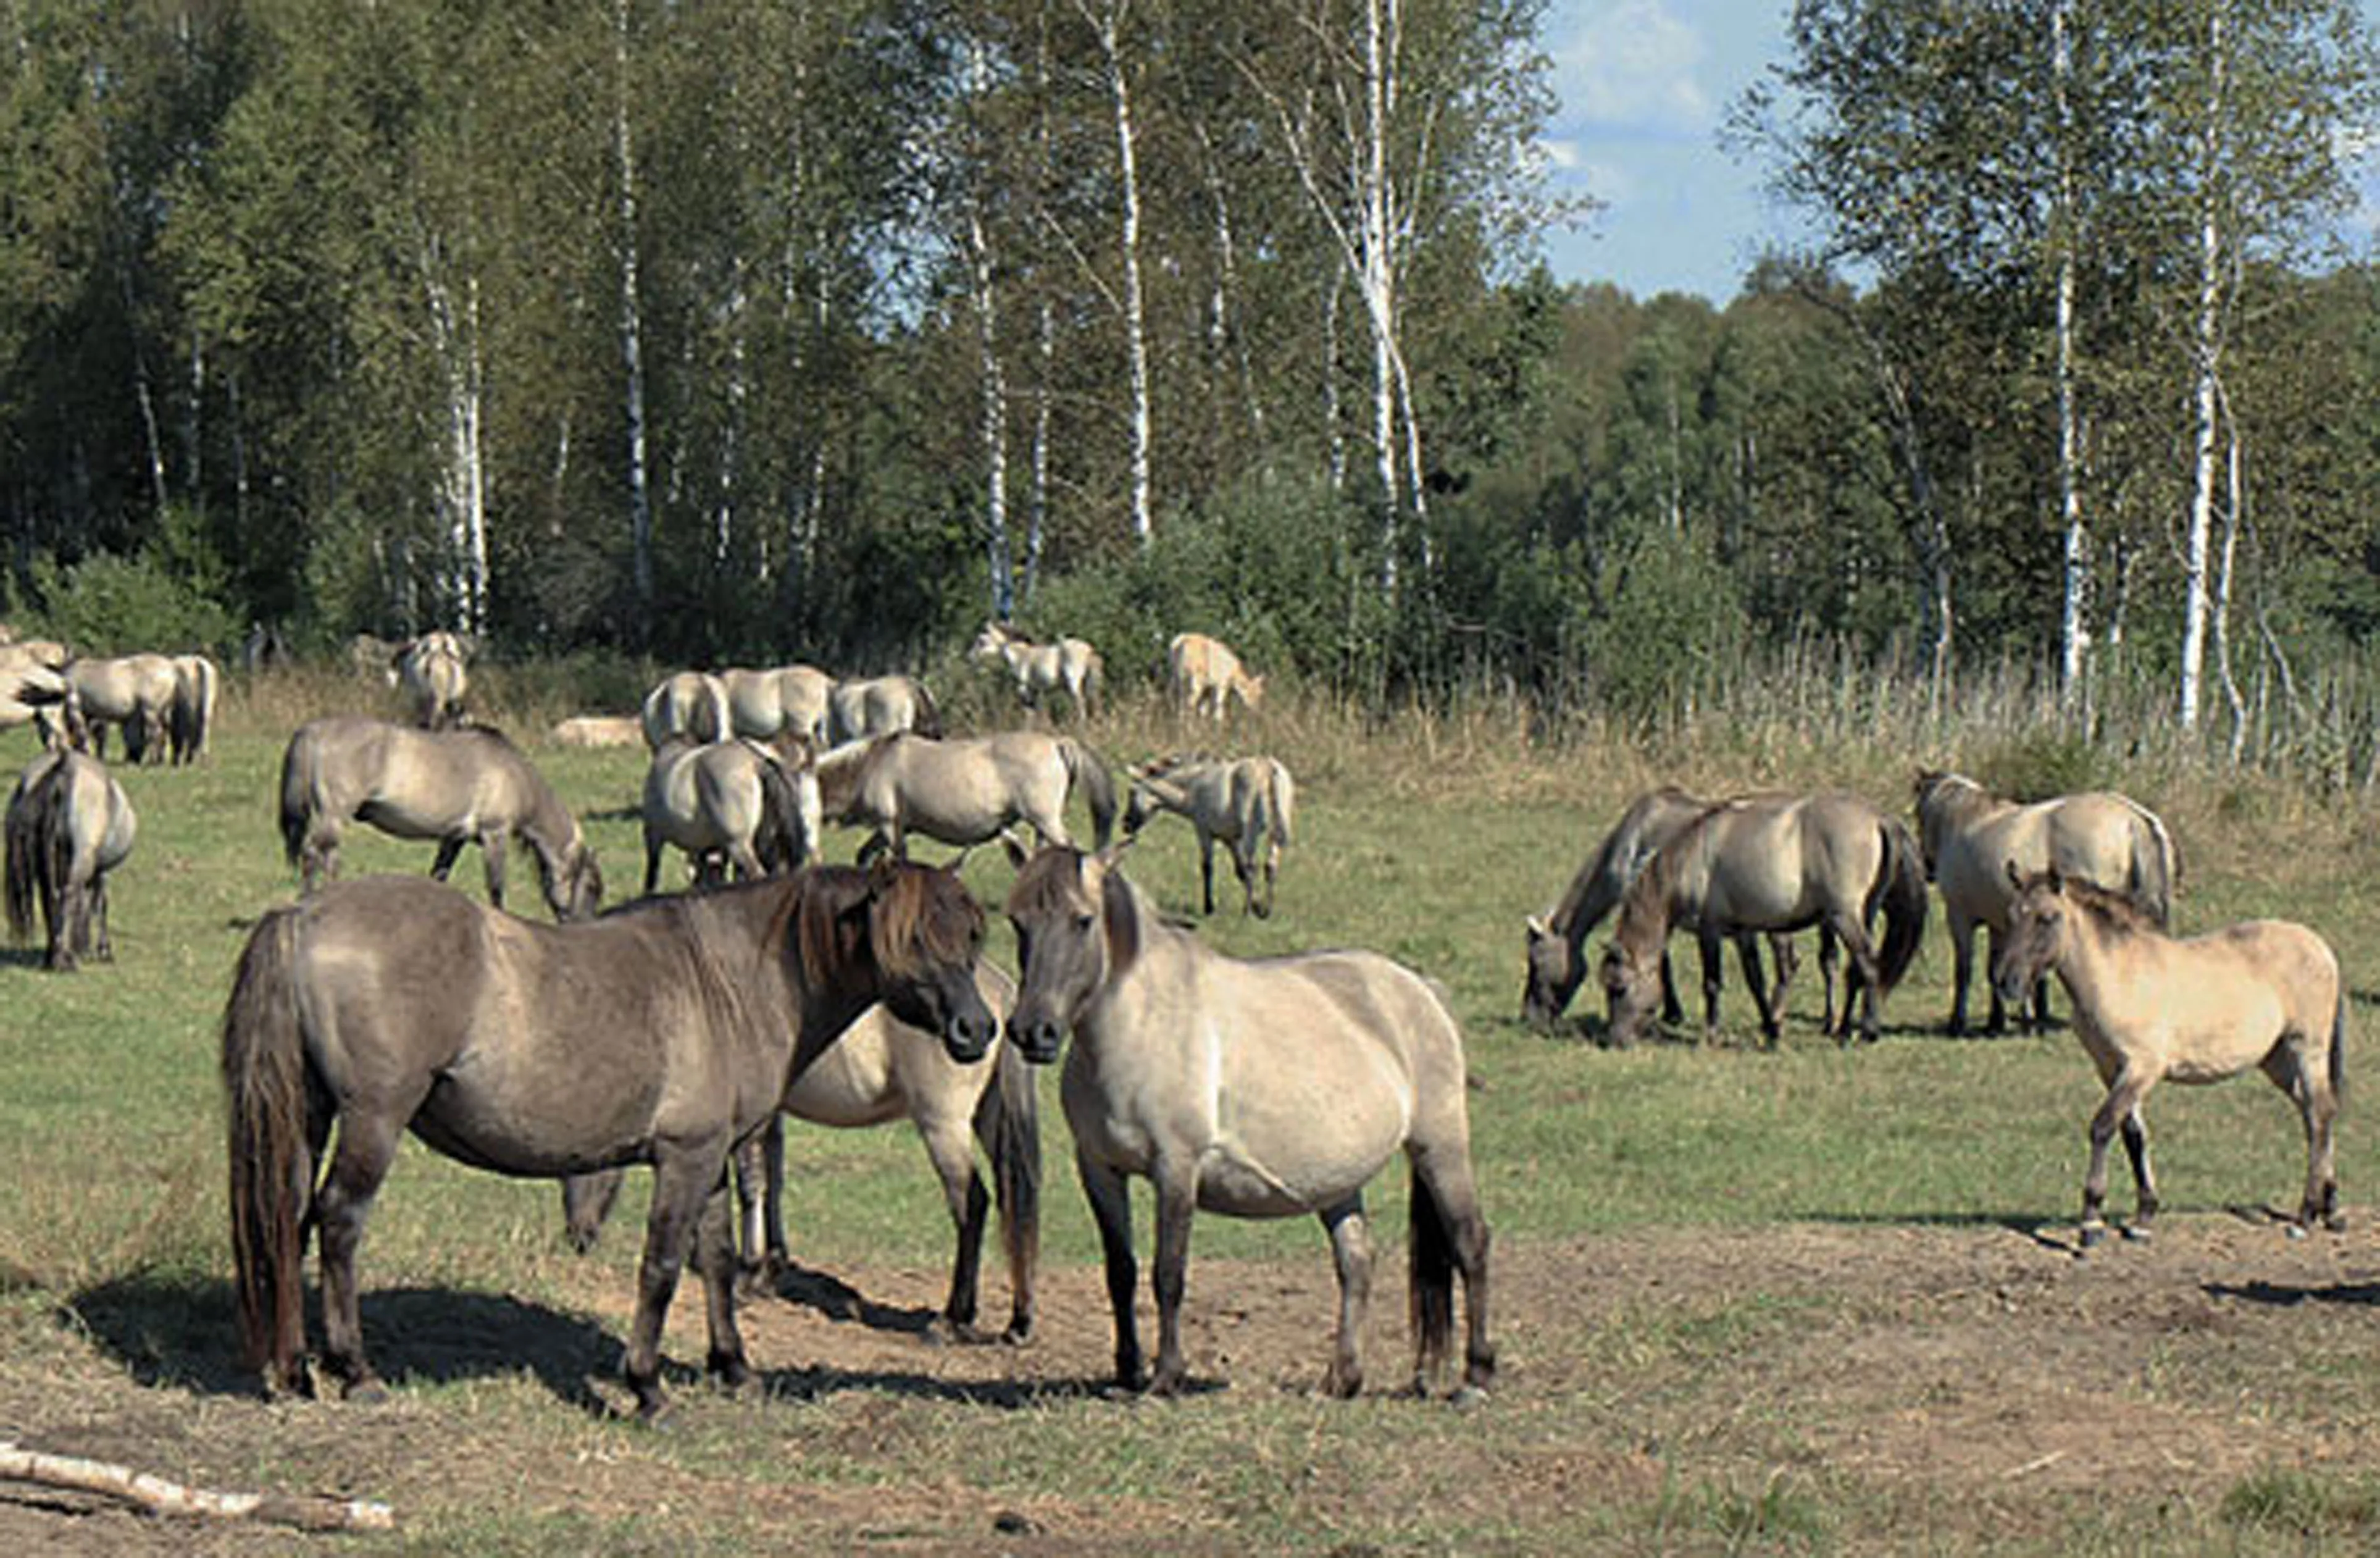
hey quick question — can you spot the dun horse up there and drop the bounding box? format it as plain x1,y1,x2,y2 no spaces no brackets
720,664,832,745
5,748,136,971
817,731,1116,862
221,862,993,1419
1523,787,1803,1032
279,716,603,921
640,735,820,894
971,622,1103,720
1168,633,1263,720
1992,867,2344,1248
1601,792,1927,1048
1122,753,1295,916
562,961,1041,1344
641,670,732,749
1004,842,1493,1399
828,674,942,745
395,632,469,730
1915,770,2179,1034
64,653,178,763
169,653,219,764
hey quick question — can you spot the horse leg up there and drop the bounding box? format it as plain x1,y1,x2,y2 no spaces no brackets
1766,933,1799,1024
1079,1150,1143,1392
44,876,77,972
917,1114,992,1342
1826,910,1885,1045
641,837,664,897
732,1120,788,1294
1656,950,1685,1025
2079,1071,2152,1249
428,836,466,884
561,1169,625,1254
478,832,508,913
1817,926,1843,1037
1735,934,1781,1048
1695,930,1726,1043
622,1141,738,1422
1946,912,1976,1035
1230,836,1262,918
1198,832,1218,916
2265,1042,2344,1232
1148,1159,1199,1397
90,872,111,961
312,1108,409,1402
1317,1195,1371,1399
690,1168,753,1396
2118,1104,2159,1239
1407,1134,1495,1398
1981,926,2010,1036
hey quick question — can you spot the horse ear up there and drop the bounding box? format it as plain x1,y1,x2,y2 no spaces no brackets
1096,833,1137,871
1001,832,1032,873
1526,913,1550,939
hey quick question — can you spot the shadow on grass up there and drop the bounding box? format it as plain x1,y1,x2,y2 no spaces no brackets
2205,1278,2380,1309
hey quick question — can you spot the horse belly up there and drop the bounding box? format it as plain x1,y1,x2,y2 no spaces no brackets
781,1037,904,1128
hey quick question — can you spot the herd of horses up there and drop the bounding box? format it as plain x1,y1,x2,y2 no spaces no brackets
0,618,2347,1424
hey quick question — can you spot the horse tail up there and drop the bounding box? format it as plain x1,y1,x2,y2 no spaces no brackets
978,1039,1042,1338
753,750,807,871
908,679,944,740
222,905,315,1394
1060,738,1117,849
1871,816,1929,994
1409,1155,1459,1384
2127,802,2179,929
697,674,730,744
1264,759,1295,850
4,770,40,944
277,728,315,871
2331,989,2349,1106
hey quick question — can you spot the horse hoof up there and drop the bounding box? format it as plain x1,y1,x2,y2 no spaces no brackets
2078,1225,2106,1250
2325,1214,2349,1234
1449,1383,1490,1410
2286,1221,2309,1241
2120,1223,2152,1244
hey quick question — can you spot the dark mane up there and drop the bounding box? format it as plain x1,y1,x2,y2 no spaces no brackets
2026,870,2161,937
795,861,981,986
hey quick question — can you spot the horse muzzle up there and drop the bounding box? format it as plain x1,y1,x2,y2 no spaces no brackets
942,1007,996,1065
1006,1013,1067,1065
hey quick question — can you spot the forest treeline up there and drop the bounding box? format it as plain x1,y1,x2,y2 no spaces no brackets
7,0,2380,743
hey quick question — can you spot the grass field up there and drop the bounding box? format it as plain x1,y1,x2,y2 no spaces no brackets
3,667,2380,1553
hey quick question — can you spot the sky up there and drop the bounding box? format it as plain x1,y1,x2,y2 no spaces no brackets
1535,0,2380,303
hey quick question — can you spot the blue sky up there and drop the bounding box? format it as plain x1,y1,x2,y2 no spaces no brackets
1535,0,2380,301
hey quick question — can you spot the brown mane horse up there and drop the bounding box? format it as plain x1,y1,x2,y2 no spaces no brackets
222,861,993,1421
1992,868,2344,1249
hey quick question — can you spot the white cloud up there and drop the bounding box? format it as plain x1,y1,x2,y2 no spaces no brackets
1551,0,1712,133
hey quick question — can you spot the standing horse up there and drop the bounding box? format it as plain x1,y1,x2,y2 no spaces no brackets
562,961,1041,1344
817,731,1116,863
279,716,603,921
720,664,833,745
643,670,733,749
640,735,820,894
221,862,993,1420
1601,792,1927,1048
828,674,942,745
971,622,1103,721
64,653,179,763
1523,787,1805,1032
0,648,72,743
1121,752,1295,917
1004,842,1492,1399
1168,633,1264,720
1992,867,2344,1248
1914,770,2179,1035
395,633,469,729
169,653,219,764
4,748,136,971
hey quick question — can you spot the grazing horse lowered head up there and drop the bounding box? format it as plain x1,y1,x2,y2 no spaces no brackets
1167,632,1264,720
971,622,1104,721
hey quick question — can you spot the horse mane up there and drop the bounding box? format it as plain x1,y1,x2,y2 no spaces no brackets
795,861,980,989
1008,846,1143,976
2028,871,2162,937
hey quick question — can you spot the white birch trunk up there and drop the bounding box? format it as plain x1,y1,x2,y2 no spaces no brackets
2179,0,2226,731
422,241,487,633
2053,0,2089,700
1085,0,1153,548
1363,0,1400,590
614,0,655,619
968,42,1013,620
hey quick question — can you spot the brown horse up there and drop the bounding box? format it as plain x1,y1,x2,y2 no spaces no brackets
222,863,992,1420
1992,868,2344,1249
1914,770,2179,1034
1004,842,1492,1401
4,748,137,971
1601,792,1927,1048
279,716,603,921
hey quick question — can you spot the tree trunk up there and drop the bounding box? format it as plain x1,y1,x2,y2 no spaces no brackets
2052,0,2089,701
614,0,655,629
1084,0,1153,548
2179,0,2226,732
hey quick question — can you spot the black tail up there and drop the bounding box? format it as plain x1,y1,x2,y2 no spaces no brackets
2,772,38,944
1871,817,1929,994
976,1040,1043,1339
752,753,808,872
277,732,312,872
2332,991,2349,1106
1061,739,1117,849
1410,1168,1459,1384
222,907,315,1394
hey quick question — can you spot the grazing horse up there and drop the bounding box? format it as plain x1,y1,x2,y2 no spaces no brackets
279,716,603,921
4,748,136,971
1122,752,1295,917
971,622,1103,720
169,653,219,764
828,674,942,745
64,654,180,763
1004,842,1493,1399
395,633,469,729
561,961,1041,1344
221,862,993,1420
1523,787,1806,1032
1168,632,1264,720
817,731,1116,863
721,664,833,745
1601,792,1927,1048
640,735,821,894
1914,770,2179,1035
549,714,643,749
641,670,732,749
1992,868,2344,1248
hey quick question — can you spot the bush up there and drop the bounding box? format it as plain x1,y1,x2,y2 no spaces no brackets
19,542,240,657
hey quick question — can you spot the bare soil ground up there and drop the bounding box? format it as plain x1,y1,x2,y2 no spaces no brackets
1,1212,2376,1553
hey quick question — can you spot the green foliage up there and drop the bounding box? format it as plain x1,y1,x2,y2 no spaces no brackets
2221,1467,2380,1537
21,542,238,655
1585,525,1749,728
1973,731,2110,802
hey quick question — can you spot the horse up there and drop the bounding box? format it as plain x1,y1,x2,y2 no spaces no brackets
347,632,402,681
641,670,732,749
63,653,180,763
395,633,469,729
720,664,833,745
827,674,942,745
0,648,72,743
220,861,995,1420
1991,866,2344,1249
1601,792,1927,1049
560,961,1042,1344
1121,752,1295,917
640,735,820,894
169,653,219,764
971,622,1103,720
278,716,603,921
1914,770,2180,1036
1168,632,1263,720
817,731,1116,864
549,714,643,749
1003,842,1493,1399
1522,787,1806,1034
4,748,136,971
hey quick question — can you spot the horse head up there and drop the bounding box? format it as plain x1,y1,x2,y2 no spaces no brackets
1992,865,2069,1006
1598,939,1663,1049
841,858,992,1063
1521,913,1581,1031
1003,839,1138,1065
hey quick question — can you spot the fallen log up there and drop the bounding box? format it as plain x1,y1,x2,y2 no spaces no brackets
0,1441,394,1531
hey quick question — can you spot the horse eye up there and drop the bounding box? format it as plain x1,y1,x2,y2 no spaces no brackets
1074,913,1095,934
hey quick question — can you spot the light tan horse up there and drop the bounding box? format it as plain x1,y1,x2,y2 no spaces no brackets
1523,787,1805,1033
1122,752,1295,917
549,714,643,749
279,716,603,921
640,735,820,894
1601,792,1927,1048
721,664,833,745
4,748,136,971
817,731,1115,862
169,652,219,764
828,674,942,745
1168,632,1264,720
641,669,732,748
64,653,180,763
1003,842,1493,1399
0,646,72,742
1992,868,2344,1249
395,632,469,729
971,622,1103,720
1914,770,2179,1035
